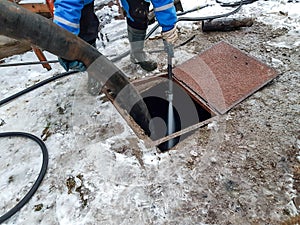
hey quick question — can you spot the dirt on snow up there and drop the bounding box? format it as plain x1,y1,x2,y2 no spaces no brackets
0,3,299,225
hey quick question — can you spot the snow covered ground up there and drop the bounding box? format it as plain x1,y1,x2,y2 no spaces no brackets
0,0,299,224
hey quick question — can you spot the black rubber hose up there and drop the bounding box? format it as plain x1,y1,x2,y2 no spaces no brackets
111,1,242,62
177,0,243,22
0,132,48,224
0,70,78,107
0,70,82,223
176,4,211,16
110,5,210,62
145,4,210,39
216,0,257,7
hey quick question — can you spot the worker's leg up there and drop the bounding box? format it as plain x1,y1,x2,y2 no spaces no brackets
127,25,157,72
78,1,101,95
79,1,99,47
122,0,157,72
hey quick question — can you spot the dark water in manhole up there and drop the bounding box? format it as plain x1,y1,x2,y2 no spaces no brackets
131,79,212,151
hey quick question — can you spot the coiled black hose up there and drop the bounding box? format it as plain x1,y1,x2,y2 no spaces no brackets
0,132,48,224
0,70,78,223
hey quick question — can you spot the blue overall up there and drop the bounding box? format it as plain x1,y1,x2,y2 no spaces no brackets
120,0,177,31
54,0,177,38
53,0,99,44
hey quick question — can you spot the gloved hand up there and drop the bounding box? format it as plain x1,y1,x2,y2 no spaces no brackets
58,57,86,72
161,26,178,45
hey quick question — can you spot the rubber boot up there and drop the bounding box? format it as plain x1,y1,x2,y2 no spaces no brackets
128,25,157,72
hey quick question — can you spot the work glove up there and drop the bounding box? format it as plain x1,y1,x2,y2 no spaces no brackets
161,26,178,45
58,57,86,72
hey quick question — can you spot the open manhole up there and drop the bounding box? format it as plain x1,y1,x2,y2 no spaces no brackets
132,75,215,151
114,41,278,151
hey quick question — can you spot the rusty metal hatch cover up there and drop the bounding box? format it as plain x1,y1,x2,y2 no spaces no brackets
172,41,278,114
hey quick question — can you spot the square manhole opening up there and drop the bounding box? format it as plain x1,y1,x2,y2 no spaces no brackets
131,75,217,151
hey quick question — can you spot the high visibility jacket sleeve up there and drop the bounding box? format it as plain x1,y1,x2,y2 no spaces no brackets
151,0,177,32
53,0,93,35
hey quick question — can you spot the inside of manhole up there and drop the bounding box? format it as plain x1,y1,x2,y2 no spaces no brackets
131,76,213,151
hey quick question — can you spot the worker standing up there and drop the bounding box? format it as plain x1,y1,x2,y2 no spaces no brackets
120,0,178,71
53,0,178,72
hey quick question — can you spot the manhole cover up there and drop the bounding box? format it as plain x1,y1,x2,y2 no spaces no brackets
172,41,278,114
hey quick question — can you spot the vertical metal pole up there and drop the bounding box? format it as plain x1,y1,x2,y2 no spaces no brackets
166,43,175,149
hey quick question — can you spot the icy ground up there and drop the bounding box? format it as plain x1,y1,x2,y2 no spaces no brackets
0,0,300,224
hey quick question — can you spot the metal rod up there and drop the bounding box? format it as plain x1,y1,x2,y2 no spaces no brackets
0,60,59,67
153,117,216,147
165,43,175,149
